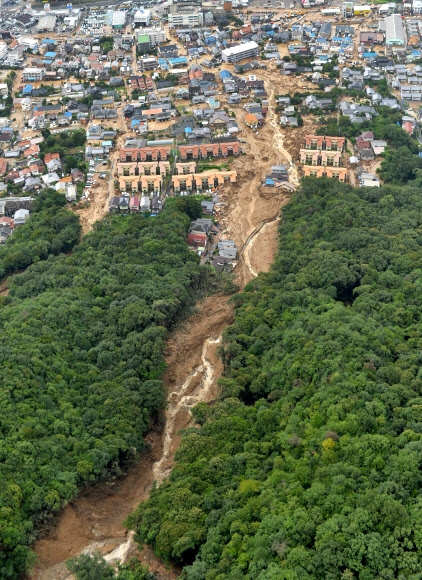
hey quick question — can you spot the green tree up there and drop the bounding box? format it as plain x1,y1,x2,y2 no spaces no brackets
67,553,115,580
127,178,422,580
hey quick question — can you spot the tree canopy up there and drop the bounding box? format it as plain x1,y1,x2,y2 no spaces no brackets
0,206,209,578
128,178,422,580
66,553,156,580
0,188,81,278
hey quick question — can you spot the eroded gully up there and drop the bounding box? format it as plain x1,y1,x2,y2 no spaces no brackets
29,77,295,580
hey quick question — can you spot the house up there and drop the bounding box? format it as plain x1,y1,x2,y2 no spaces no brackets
211,255,234,272
119,196,130,212
209,111,231,127
29,161,44,176
187,232,207,247
129,196,140,212
280,116,299,127
371,140,387,155
304,95,333,110
201,200,214,215
71,168,85,183
403,120,414,135
14,208,30,226
46,158,62,173
57,116,70,127
151,197,163,214
358,131,374,141
42,172,60,186
360,31,384,45
189,218,213,235
218,240,237,259
358,171,380,187
359,148,375,160
44,152,61,164
109,196,120,212
159,44,179,59
245,113,258,128
140,196,151,211
227,120,239,134
64,183,77,202
23,177,42,193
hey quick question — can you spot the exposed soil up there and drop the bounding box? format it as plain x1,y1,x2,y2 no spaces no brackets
0,275,10,296
246,215,281,277
30,296,233,580
29,63,295,579
74,108,127,235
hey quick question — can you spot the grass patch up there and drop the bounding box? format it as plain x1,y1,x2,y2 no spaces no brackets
197,163,230,173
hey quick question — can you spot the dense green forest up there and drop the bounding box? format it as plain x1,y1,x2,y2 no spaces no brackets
0,203,210,578
128,178,422,580
0,189,81,277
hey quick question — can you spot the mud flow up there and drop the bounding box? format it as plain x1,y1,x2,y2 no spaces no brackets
30,66,296,579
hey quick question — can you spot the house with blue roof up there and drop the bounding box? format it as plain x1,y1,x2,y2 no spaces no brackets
219,69,232,80
22,85,33,95
169,57,188,67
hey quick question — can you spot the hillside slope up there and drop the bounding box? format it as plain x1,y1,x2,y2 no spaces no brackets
128,178,422,580
0,206,208,578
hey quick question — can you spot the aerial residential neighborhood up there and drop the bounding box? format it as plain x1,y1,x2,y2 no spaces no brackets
0,0,421,267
